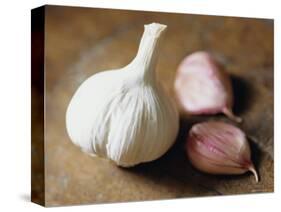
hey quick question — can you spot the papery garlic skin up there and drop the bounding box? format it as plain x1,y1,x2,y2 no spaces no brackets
186,121,258,182
174,51,241,122
66,23,179,167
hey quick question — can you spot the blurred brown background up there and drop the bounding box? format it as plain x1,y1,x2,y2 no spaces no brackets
34,5,273,206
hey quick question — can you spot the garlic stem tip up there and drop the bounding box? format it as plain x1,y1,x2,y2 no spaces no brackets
222,108,242,123
249,165,259,183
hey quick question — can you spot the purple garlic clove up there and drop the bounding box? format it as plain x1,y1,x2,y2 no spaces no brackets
186,121,258,182
174,51,242,122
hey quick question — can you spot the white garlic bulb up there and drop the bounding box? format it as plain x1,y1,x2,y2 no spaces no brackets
66,23,179,167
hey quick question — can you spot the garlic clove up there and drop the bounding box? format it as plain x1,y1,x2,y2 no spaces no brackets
66,23,179,167
186,121,258,182
174,51,242,122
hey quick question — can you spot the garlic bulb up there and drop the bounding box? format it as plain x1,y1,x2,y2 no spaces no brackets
66,23,179,167
186,121,258,182
174,51,242,122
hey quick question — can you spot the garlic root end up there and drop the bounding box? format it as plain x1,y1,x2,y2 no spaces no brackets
222,108,242,123
249,165,259,183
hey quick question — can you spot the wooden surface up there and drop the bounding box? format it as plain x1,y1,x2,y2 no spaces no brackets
42,5,273,206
